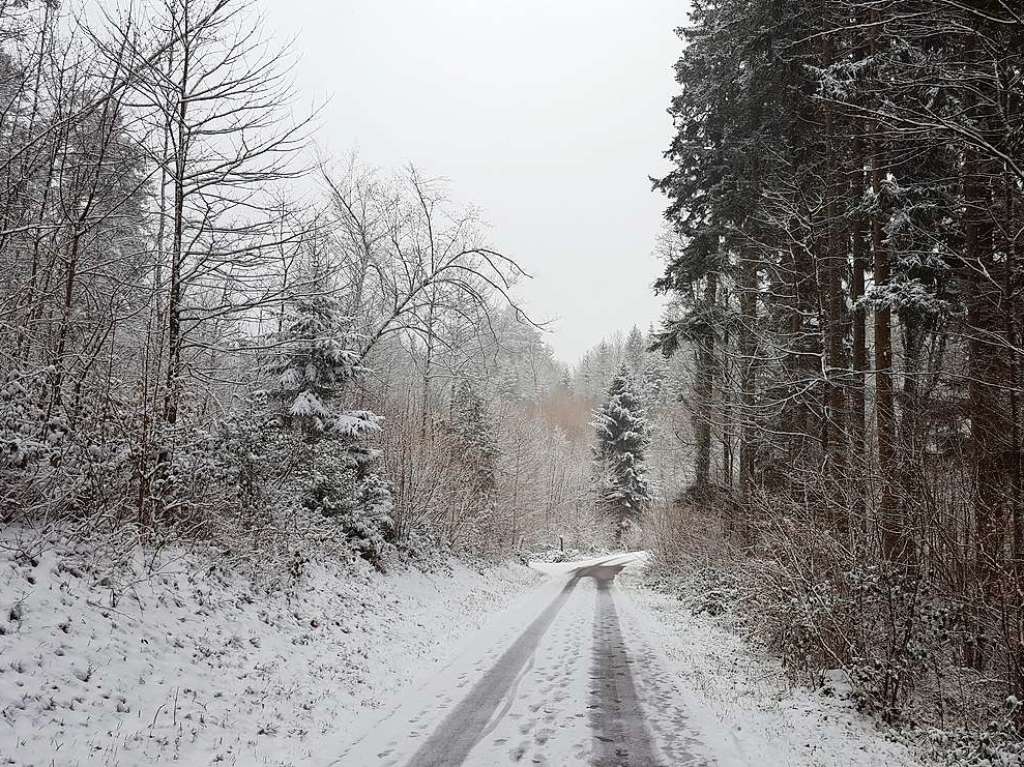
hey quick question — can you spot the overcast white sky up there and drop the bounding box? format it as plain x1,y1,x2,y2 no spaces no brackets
262,0,685,363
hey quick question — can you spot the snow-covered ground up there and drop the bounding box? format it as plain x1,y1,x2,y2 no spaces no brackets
0,539,538,766
336,553,645,766
615,565,923,767
1,544,928,767
339,552,927,767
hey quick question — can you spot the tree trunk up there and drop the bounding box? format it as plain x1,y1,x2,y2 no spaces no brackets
964,144,1010,670
164,11,190,428
850,134,869,531
693,275,717,491
738,251,757,499
872,141,901,562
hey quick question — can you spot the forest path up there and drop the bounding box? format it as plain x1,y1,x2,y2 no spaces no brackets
333,554,709,767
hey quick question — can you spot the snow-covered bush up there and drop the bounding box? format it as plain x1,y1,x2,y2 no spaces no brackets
352,473,395,562
0,368,142,525
0,368,60,473
1,368,64,519
295,442,393,566
922,715,1024,767
212,395,284,529
682,566,739,618
391,527,449,564
753,515,946,722
149,427,226,531
648,483,1023,760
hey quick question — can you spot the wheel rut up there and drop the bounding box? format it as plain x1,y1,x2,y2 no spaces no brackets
403,565,594,766
377,559,675,767
589,570,663,767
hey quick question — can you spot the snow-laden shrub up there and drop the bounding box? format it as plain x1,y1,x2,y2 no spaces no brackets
682,565,740,617
0,368,145,523
641,557,742,620
352,473,394,563
149,428,225,530
0,368,60,472
649,492,1023,756
922,709,1024,767
392,528,449,564
212,395,284,530
295,442,392,567
1,368,62,518
754,519,948,722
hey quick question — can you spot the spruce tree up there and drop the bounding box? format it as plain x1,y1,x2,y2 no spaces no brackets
624,326,646,378
267,293,392,564
268,295,379,440
593,367,651,545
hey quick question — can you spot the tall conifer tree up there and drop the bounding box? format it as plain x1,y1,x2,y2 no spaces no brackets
593,367,651,544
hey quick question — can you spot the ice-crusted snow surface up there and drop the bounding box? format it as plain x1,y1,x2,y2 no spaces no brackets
0,540,538,767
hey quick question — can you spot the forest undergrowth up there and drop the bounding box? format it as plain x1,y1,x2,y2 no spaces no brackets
646,500,1023,767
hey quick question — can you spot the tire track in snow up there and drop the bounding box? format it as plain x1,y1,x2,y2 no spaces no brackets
402,565,597,766
359,557,672,767
590,568,663,767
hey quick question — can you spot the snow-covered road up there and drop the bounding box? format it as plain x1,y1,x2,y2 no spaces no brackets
337,554,671,766
1,543,929,767
336,553,924,767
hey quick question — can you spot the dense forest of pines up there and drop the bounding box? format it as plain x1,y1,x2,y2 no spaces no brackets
651,0,1024,746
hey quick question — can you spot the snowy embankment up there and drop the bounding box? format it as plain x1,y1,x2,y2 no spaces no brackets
616,563,923,767
0,538,539,767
